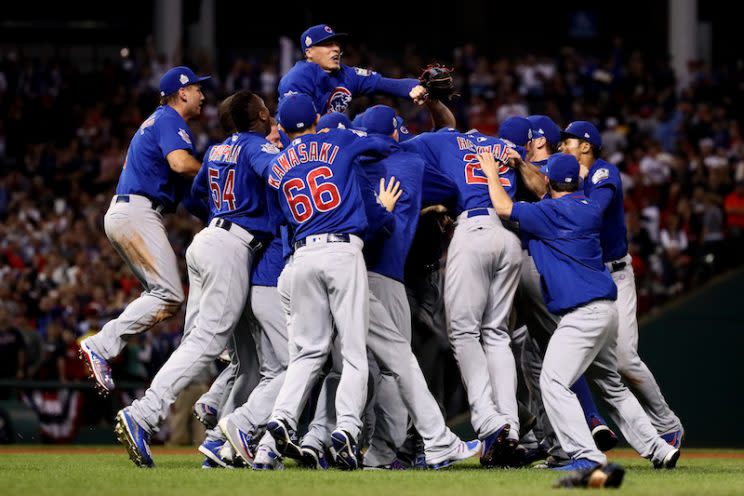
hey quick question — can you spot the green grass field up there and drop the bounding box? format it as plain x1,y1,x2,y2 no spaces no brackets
1,447,742,495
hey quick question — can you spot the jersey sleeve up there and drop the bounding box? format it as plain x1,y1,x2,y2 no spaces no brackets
421,160,457,207
372,76,419,98
588,186,614,214
247,141,282,178
278,62,319,103
588,165,619,193
510,201,557,239
157,115,194,157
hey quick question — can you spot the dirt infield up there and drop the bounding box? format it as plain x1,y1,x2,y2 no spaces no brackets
1,446,743,459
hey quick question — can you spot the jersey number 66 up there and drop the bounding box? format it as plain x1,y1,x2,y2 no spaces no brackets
282,166,341,223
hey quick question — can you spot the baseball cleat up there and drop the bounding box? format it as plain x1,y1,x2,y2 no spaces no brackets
193,403,219,430
589,416,618,452
299,446,330,469
363,458,411,470
252,445,284,470
79,338,114,394
533,454,572,469
551,458,601,472
480,423,512,467
331,429,361,470
266,417,303,460
218,417,255,465
202,458,220,469
654,447,681,469
114,408,153,468
553,462,625,488
428,439,482,470
198,439,229,468
661,429,684,449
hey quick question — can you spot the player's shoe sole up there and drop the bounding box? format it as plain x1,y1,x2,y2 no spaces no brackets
654,448,681,470
193,403,218,430
79,339,114,395
114,409,153,468
331,430,360,470
266,418,303,460
591,424,618,452
480,424,513,467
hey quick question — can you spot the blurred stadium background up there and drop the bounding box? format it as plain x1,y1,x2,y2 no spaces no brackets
0,1,742,447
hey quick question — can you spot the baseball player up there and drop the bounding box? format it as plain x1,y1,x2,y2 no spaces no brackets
278,24,426,116
79,66,210,394
558,121,684,447
114,90,280,467
293,106,480,470
258,93,397,470
401,127,521,466
478,151,680,471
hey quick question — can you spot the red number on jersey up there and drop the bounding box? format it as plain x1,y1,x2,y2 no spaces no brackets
208,168,222,209
307,166,341,212
208,167,238,211
282,166,342,223
463,153,511,186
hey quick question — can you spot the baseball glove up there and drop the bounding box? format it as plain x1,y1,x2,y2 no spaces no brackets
553,463,625,489
419,64,457,101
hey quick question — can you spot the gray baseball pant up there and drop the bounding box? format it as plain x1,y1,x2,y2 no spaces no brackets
445,210,522,439
541,300,675,466
128,221,257,433
609,255,682,435
86,195,184,359
270,235,369,440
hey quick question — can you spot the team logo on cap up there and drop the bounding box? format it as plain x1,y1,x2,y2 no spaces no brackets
179,74,189,85
528,129,533,140
400,125,410,135
305,36,312,47
326,87,352,113
324,25,333,33
584,132,591,138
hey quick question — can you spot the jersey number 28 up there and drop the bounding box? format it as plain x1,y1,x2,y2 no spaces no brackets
282,166,341,223
208,168,237,211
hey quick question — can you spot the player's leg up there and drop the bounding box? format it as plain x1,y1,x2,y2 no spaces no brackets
269,248,334,433
85,200,184,360
366,285,472,469
323,238,370,444
126,228,253,433
540,302,612,466
365,273,412,467
445,218,508,439
196,362,236,429
482,230,522,441
612,261,682,437
586,303,679,468
571,375,617,451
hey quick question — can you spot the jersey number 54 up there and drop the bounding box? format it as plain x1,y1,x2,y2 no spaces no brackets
208,168,237,211
282,166,341,223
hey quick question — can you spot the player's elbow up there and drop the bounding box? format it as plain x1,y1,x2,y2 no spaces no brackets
167,150,201,176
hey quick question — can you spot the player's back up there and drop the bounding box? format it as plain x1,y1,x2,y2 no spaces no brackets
266,129,368,241
402,128,512,214
199,132,279,240
583,158,628,262
117,105,192,210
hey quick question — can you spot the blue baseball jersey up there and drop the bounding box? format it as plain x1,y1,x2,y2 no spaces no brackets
251,237,285,287
510,193,617,314
464,130,518,199
401,128,515,215
278,61,418,115
355,161,396,243
359,137,426,282
192,131,280,240
116,105,195,211
259,129,393,242
583,159,628,262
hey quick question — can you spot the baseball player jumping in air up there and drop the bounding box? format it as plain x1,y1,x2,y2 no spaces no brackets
478,150,680,472
278,24,427,115
80,66,210,395
114,90,280,468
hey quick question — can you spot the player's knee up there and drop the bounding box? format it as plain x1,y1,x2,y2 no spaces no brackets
615,344,638,372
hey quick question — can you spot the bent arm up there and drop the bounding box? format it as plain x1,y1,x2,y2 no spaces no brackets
167,149,201,176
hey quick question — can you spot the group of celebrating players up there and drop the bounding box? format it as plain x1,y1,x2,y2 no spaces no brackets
78,24,684,487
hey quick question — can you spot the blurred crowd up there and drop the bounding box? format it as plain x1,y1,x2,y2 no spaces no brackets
2,39,744,436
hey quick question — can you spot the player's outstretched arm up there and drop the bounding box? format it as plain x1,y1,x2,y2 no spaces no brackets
478,152,513,217
510,148,547,198
166,149,202,176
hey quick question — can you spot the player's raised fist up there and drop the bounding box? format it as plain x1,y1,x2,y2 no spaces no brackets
409,85,428,105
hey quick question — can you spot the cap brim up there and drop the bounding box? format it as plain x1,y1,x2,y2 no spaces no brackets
559,130,580,142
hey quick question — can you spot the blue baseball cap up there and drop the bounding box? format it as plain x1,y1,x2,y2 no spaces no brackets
544,153,580,185
561,121,602,148
351,111,366,129
159,66,211,97
527,115,561,146
301,24,348,51
362,105,397,136
278,94,318,133
395,116,413,142
317,112,353,131
498,116,533,147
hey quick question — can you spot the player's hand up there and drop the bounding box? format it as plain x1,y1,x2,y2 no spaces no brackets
378,176,403,212
477,152,499,178
410,85,428,105
505,147,522,161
